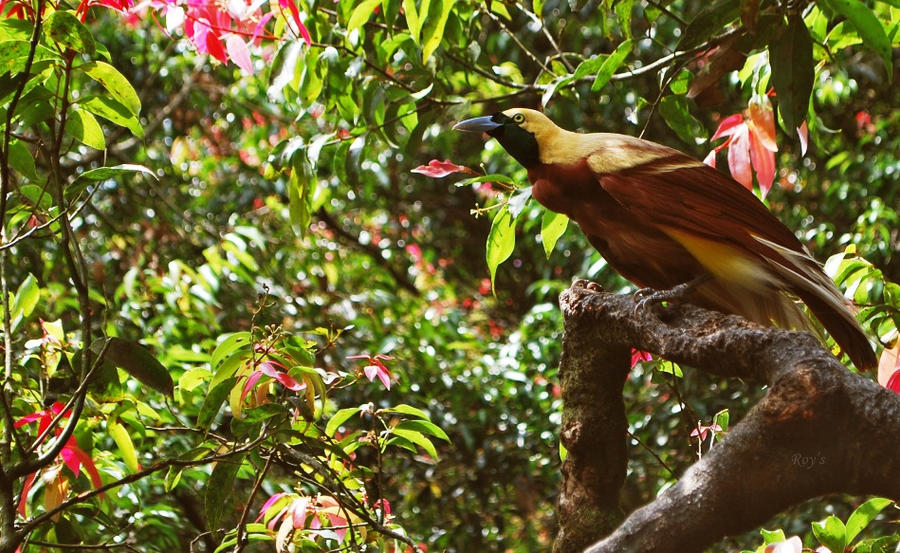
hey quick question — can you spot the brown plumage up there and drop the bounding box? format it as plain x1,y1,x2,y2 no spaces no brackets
454,108,876,370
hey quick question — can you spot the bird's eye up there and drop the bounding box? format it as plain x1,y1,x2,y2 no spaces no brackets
512,113,525,124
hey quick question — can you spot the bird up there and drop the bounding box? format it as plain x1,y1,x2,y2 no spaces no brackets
454,108,877,370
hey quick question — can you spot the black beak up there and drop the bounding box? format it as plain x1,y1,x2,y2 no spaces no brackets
453,116,502,133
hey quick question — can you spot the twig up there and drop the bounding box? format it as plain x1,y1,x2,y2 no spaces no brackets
232,453,273,552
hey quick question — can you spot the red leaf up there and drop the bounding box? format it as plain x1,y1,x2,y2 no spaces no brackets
726,124,752,190
629,349,652,369
278,0,311,46
886,369,900,394
411,159,475,178
206,32,228,64
711,113,745,140
748,128,775,199
18,472,37,516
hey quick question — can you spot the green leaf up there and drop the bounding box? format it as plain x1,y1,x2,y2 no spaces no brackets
96,337,174,396
591,39,632,92
288,167,311,237
164,466,183,492
485,205,516,295
658,95,707,144
73,164,155,185
0,19,33,41
812,515,847,553
403,0,423,44
11,273,39,332
381,403,429,419
178,368,211,392
0,41,58,75
395,419,450,441
821,0,892,80
347,0,382,33
79,61,141,116
540,210,568,258
422,0,455,63
615,0,634,39
211,332,252,369
390,428,438,458
571,54,608,80
846,498,892,543
760,528,787,544
80,95,144,138
8,140,39,182
769,15,814,134
45,10,95,55
198,378,235,428
325,407,360,436
107,419,139,472
65,107,106,150
678,0,741,50
204,454,245,531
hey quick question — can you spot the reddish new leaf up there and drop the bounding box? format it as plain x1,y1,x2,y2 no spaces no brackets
886,370,900,394
411,159,476,178
727,124,753,190
206,32,228,64
797,120,809,156
710,113,745,140
748,95,777,152
629,348,652,369
748,128,775,199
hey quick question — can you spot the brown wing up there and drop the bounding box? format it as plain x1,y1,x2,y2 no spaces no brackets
588,153,875,370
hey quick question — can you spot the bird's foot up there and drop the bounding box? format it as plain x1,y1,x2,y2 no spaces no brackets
632,275,711,315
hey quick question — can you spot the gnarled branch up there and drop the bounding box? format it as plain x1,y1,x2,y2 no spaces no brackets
553,280,899,553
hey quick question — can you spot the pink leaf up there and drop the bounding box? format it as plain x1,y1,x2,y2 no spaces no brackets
726,124,752,190
251,11,275,42
225,34,253,74
797,121,809,156
241,370,264,403
410,159,475,178
363,365,379,382
257,492,287,521
765,536,802,553
326,513,348,542
877,342,899,387
259,361,305,391
702,149,716,168
710,113,745,140
291,497,310,528
748,129,775,199
60,443,82,478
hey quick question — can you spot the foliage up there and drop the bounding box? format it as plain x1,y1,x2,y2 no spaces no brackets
0,0,897,552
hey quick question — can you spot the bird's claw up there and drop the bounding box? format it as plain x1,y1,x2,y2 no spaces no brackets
632,282,696,316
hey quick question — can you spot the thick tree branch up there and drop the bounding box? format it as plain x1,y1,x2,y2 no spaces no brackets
552,280,899,553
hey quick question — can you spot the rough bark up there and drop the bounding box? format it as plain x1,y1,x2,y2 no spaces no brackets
552,280,899,553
